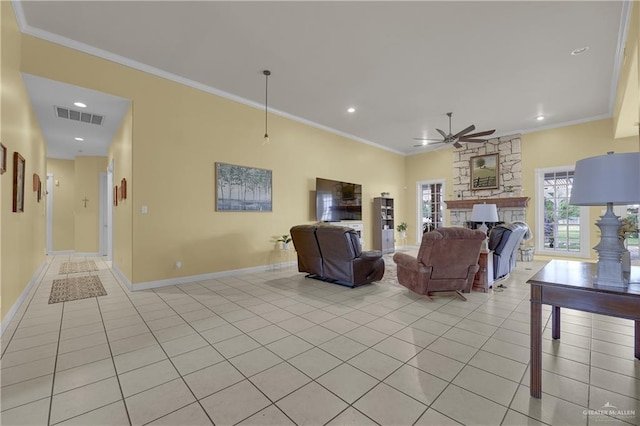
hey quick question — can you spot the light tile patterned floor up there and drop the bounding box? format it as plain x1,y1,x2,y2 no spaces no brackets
1,253,639,425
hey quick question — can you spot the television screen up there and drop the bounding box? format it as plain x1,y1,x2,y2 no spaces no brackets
316,177,362,222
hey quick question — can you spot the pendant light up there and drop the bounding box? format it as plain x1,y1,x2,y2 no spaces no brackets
263,70,271,145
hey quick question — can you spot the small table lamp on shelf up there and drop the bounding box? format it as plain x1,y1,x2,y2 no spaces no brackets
471,203,499,250
569,152,640,287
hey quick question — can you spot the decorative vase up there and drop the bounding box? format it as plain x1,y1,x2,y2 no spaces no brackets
282,242,289,250
399,231,406,239
622,249,631,273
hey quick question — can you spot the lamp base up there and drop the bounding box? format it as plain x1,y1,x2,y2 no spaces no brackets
593,203,627,287
478,222,489,251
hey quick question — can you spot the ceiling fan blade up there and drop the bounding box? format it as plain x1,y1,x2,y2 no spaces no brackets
459,138,488,143
453,124,476,139
453,142,463,149
436,128,447,139
463,129,495,138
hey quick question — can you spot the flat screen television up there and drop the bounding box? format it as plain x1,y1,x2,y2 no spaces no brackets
316,177,362,222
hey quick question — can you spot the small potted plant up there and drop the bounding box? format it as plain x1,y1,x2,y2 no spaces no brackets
396,222,408,239
276,234,292,250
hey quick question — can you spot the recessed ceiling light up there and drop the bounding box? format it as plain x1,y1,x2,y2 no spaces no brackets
536,115,545,121
74,137,84,141
74,102,87,108
347,107,355,113
571,46,589,56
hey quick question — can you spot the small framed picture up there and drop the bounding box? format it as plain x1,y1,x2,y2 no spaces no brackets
470,153,499,190
121,178,127,199
0,143,6,174
13,152,26,212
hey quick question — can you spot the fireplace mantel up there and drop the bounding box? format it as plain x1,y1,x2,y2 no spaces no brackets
445,197,530,210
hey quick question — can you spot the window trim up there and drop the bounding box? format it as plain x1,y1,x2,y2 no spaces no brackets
535,166,590,258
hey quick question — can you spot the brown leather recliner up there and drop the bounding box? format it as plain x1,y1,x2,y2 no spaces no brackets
290,225,385,287
393,227,485,300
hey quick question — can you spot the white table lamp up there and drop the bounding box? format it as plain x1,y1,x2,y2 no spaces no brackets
570,152,640,286
471,203,499,250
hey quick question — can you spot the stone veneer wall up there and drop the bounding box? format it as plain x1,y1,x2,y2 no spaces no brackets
450,134,526,226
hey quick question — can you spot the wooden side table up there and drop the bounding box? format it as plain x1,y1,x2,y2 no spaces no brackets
473,250,494,292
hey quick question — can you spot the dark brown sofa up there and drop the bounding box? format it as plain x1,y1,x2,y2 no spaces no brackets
290,225,385,287
393,227,485,300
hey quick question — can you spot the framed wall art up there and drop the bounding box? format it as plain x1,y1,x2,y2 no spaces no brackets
215,162,272,211
0,144,6,174
121,178,127,199
13,152,26,212
470,153,499,191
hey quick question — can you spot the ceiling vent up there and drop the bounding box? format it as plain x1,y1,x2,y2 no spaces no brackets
55,106,104,125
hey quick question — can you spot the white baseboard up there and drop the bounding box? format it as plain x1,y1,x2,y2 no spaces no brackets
1,258,49,336
112,264,133,291
128,261,297,292
48,250,102,257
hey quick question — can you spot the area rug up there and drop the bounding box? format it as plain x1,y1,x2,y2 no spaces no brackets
48,276,107,304
379,254,401,287
59,260,99,274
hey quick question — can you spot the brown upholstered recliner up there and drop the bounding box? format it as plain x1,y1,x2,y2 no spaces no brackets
290,225,385,287
393,227,485,300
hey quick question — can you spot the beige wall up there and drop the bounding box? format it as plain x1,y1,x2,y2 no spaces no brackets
74,156,107,253
20,35,405,286
1,1,47,321
47,158,75,251
109,106,133,280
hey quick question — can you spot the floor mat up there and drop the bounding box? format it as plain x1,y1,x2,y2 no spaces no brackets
49,276,107,304
59,260,99,274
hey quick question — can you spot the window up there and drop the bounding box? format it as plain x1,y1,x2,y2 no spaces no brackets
616,204,639,261
417,180,445,239
535,167,589,257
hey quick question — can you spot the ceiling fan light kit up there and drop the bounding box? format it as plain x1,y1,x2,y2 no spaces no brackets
413,112,495,149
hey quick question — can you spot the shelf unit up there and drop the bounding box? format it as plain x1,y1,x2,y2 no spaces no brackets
373,197,395,253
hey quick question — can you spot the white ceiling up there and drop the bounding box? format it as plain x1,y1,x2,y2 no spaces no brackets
16,1,631,157
23,74,130,160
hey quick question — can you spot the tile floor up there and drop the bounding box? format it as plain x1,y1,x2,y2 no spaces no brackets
1,254,639,425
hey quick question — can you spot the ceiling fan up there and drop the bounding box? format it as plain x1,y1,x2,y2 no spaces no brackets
413,112,495,149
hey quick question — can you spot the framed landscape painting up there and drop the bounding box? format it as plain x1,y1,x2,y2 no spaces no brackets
13,152,25,212
0,143,6,174
216,162,272,212
470,153,499,190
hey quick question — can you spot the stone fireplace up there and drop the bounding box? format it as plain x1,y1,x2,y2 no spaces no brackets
448,134,528,227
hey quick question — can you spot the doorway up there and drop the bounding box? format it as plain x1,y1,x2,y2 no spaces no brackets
416,180,445,242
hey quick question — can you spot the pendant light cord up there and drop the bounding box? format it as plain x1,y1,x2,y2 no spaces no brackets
263,70,271,139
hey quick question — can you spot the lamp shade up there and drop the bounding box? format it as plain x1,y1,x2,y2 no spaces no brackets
471,203,499,222
570,152,640,206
